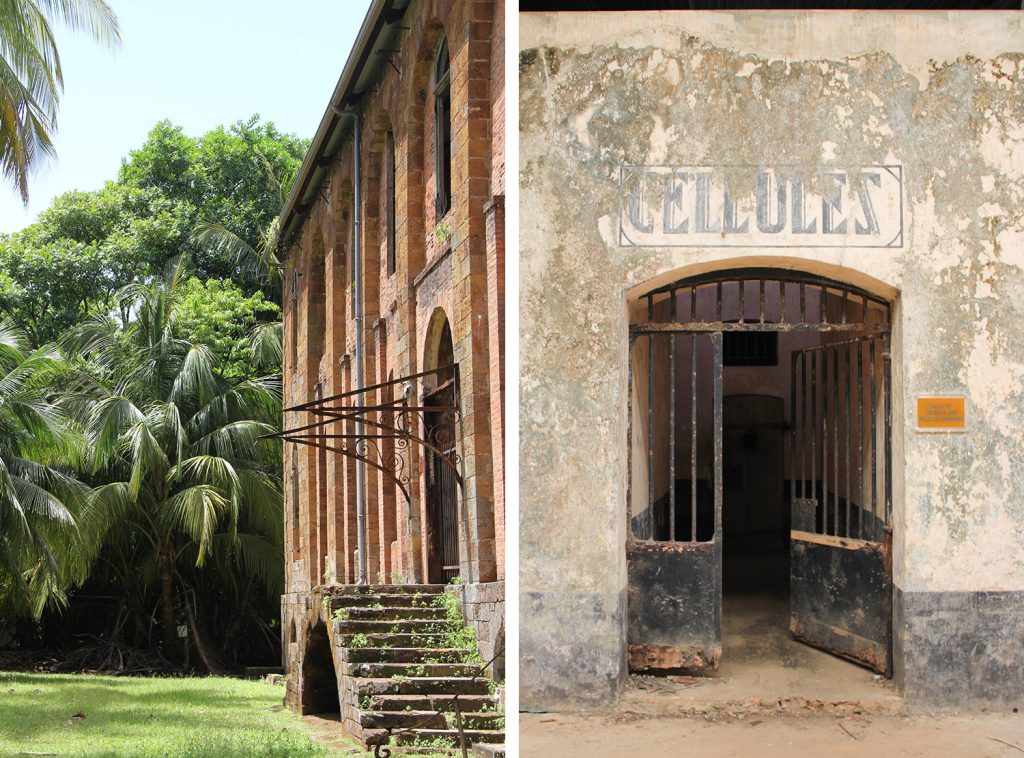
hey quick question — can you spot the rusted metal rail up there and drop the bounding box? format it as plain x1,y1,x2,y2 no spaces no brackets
261,364,463,504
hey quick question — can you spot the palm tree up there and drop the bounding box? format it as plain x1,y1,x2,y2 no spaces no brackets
1,0,121,203
62,257,283,666
0,322,87,619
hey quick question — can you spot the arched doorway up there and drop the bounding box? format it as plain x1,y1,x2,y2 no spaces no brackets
423,314,459,584
299,622,339,716
627,267,894,676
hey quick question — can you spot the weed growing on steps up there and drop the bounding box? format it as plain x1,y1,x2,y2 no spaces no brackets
349,633,369,648
412,735,456,750
331,607,349,622
432,591,482,665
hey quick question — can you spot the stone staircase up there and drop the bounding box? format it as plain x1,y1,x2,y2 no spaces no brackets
326,584,504,754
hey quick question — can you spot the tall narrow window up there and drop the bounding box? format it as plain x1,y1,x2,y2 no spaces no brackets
433,38,452,218
386,130,396,275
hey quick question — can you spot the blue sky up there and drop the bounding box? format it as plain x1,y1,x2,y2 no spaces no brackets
0,0,374,233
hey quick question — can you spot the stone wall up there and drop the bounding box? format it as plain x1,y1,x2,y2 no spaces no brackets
520,10,1024,710
453,580,507,679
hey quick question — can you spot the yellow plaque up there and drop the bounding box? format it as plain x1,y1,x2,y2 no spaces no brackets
917,395,966,432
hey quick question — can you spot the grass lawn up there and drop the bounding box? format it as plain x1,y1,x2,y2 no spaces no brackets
0,671,354,757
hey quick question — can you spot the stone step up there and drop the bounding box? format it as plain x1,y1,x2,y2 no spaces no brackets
360,709,504,730
348,647,475,664
368,693,497,712
334,619,453,635
473,745,506,758
353,676,493,697
330,593,440,609
342,606,448,621
338,632,448,648
346,661,481,679
325,583,446,596
389,728,505,746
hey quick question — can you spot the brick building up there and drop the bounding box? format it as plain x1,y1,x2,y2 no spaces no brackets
276,0,504,746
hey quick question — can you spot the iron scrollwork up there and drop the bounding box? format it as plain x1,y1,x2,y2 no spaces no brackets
262,364,463,504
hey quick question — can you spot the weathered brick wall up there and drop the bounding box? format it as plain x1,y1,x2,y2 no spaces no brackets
281,0,504,674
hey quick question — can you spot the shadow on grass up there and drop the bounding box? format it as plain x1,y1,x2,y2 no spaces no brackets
0,672,332,757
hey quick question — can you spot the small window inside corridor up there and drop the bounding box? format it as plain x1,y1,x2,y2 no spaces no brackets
723,331,778,366
433,37,452,219
386,130,396,275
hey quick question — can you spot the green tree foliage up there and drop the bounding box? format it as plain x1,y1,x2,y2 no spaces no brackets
0,0,120,202
119,116,306,284
0,116,297,668
0,117,305,347
174,277,280,380
62,258,284,667
0,324,88,620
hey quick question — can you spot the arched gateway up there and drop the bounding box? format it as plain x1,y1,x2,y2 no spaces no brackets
628,268,893,674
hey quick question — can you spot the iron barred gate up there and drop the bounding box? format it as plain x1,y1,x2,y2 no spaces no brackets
428,439,461,583
790,333,893,673
627,268,892,673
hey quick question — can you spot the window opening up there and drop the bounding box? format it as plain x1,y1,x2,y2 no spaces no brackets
433,38,452,218
386,130,397,275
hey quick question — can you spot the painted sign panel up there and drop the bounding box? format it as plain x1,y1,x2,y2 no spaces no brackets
916,395,966,432
619,165,903,249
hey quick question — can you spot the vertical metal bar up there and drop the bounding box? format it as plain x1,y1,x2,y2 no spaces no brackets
670,294,677,541
790,349,798,505
801,351,807,499
820,285,828,324
833,345,840,538
841,289,849,324
454,695,469,758
647,295,654,540
845,342,852,538
716,282,723,322
738,279,745,323
691,333,698,542
713,333,723,542
869,338,878,543
883,332,893,528
857,339,864,540
799,283,806,323
822,347,829,534
810,349,817,521
648,331,654,541
691,285,697,323
759,279,766,323
780,279,787,324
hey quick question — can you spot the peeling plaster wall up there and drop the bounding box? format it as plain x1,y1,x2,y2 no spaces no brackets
520,11,1024,709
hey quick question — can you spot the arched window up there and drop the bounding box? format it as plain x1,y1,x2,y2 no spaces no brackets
433,38,452,218
386,130,396,275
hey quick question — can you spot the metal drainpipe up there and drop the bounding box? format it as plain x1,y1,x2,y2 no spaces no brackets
353,111,368,585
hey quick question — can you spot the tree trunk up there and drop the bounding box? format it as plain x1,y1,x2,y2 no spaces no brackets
118,563,150,646
157,541,179,662
223,576,255,663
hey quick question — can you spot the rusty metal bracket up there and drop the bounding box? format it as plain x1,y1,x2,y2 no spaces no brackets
261,364,462,504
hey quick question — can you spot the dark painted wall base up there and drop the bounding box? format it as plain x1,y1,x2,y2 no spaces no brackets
520,589,627,710
895,587,1024,708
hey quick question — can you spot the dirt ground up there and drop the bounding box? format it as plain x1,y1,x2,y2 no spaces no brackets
521,709,1024,757
522,569,1023,757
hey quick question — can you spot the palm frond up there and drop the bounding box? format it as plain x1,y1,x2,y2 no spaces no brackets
162,484,228,563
